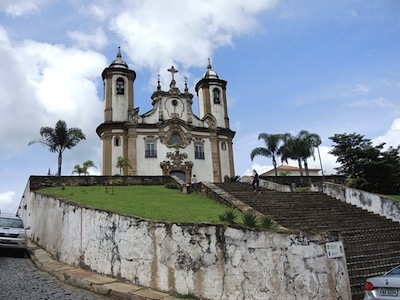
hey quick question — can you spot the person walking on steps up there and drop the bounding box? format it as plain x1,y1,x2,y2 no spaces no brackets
252,169,260,194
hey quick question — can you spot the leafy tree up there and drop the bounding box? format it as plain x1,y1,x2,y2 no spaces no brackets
329,133,383,178
72,160,97,176
250,133,283,176
116,156,132,175
329,133,400,194
28,120,86,176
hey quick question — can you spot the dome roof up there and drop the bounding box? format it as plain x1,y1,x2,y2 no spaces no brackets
109,47,128,69
202,59,219,79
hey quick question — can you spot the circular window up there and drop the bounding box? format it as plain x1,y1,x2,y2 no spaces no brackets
172,99,178,106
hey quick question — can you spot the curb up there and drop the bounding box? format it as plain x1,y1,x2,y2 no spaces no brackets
28,241,180,300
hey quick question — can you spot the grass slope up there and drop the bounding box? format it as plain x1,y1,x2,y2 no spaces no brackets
39,185,232,223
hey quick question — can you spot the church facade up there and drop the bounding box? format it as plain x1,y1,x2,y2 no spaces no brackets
96,49,236,183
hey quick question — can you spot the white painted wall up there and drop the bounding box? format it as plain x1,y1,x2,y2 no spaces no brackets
323,182,400,223
19,183,351,300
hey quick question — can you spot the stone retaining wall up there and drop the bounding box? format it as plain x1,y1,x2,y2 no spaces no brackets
28,175,174,190
18,178,351,300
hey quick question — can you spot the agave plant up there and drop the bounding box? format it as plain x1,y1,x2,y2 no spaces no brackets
224,175,241,182
260,215,276,229
219,210,238,224
242,212,258,228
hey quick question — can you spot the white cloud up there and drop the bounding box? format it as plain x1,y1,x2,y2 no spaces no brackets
0,29,107,153
350,83,369,95
68,28,107,49
0,191,17,214
109,0,277,70
345,96,396,109
373,118,400,148
0,0,43,16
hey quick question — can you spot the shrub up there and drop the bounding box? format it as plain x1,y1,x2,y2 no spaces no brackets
219,210,237,224
165,183,180,189
242,212,258,227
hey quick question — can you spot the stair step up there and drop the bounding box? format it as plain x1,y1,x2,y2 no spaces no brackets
214,182,400,300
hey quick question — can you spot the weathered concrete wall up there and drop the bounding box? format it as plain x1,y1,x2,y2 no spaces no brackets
18,181,351,300
323,182,400,223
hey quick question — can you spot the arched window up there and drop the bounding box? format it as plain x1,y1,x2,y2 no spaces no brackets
213,88,220,104
116,78,125,95
114,137,121,147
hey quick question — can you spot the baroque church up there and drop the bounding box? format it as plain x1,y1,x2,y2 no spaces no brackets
96,49,236,183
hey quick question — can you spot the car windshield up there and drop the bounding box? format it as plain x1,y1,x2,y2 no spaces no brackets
387,266,400,276
0,217,23,228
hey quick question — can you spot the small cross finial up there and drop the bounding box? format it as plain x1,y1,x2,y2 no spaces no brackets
117,47,122,58
184,76,188,93
207,58,212,70
167,66,178,80
157,74,161,90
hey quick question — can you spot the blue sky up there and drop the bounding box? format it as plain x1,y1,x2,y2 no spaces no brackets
1,0,399,213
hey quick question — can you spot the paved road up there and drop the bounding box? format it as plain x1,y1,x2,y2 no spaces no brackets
0,251,110,300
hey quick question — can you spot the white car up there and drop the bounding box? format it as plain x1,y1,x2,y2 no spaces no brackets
364,265,400,299
0,213,30,256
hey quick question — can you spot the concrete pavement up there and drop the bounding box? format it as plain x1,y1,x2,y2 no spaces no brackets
28,241,180,300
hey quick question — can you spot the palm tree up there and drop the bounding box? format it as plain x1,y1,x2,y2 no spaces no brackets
298,130,321,177
280,130,321,178
280,133,305,177
72,164,85,176
28,120,86,176
250,133,283,176
116,156,132,175
72,160,97,176
310,134,324,180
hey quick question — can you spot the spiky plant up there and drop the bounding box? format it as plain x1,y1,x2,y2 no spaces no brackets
224,175,242,182
260,215,276,229
219,210,238,224
242,212,258,228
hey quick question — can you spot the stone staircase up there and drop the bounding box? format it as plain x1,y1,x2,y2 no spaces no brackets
214,182,400,300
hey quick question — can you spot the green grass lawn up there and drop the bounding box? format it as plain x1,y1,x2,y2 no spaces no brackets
38,185,233,223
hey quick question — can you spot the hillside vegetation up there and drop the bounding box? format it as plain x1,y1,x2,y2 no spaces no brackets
39,185,233,223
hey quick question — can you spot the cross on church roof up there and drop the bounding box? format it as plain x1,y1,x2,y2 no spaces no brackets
167,66,178,80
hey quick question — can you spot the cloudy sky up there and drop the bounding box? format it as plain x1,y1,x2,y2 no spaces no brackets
1,0,399,213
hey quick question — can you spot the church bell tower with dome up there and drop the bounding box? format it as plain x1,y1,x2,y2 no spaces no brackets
96,49,236,183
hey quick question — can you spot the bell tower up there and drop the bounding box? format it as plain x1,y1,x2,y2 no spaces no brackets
195,59,229,128
97,48,136,175
101,47,136,122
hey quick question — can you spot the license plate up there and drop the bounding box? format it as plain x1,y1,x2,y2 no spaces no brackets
379,288,398,296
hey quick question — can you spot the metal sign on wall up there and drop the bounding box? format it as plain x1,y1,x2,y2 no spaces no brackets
326,241,345,258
